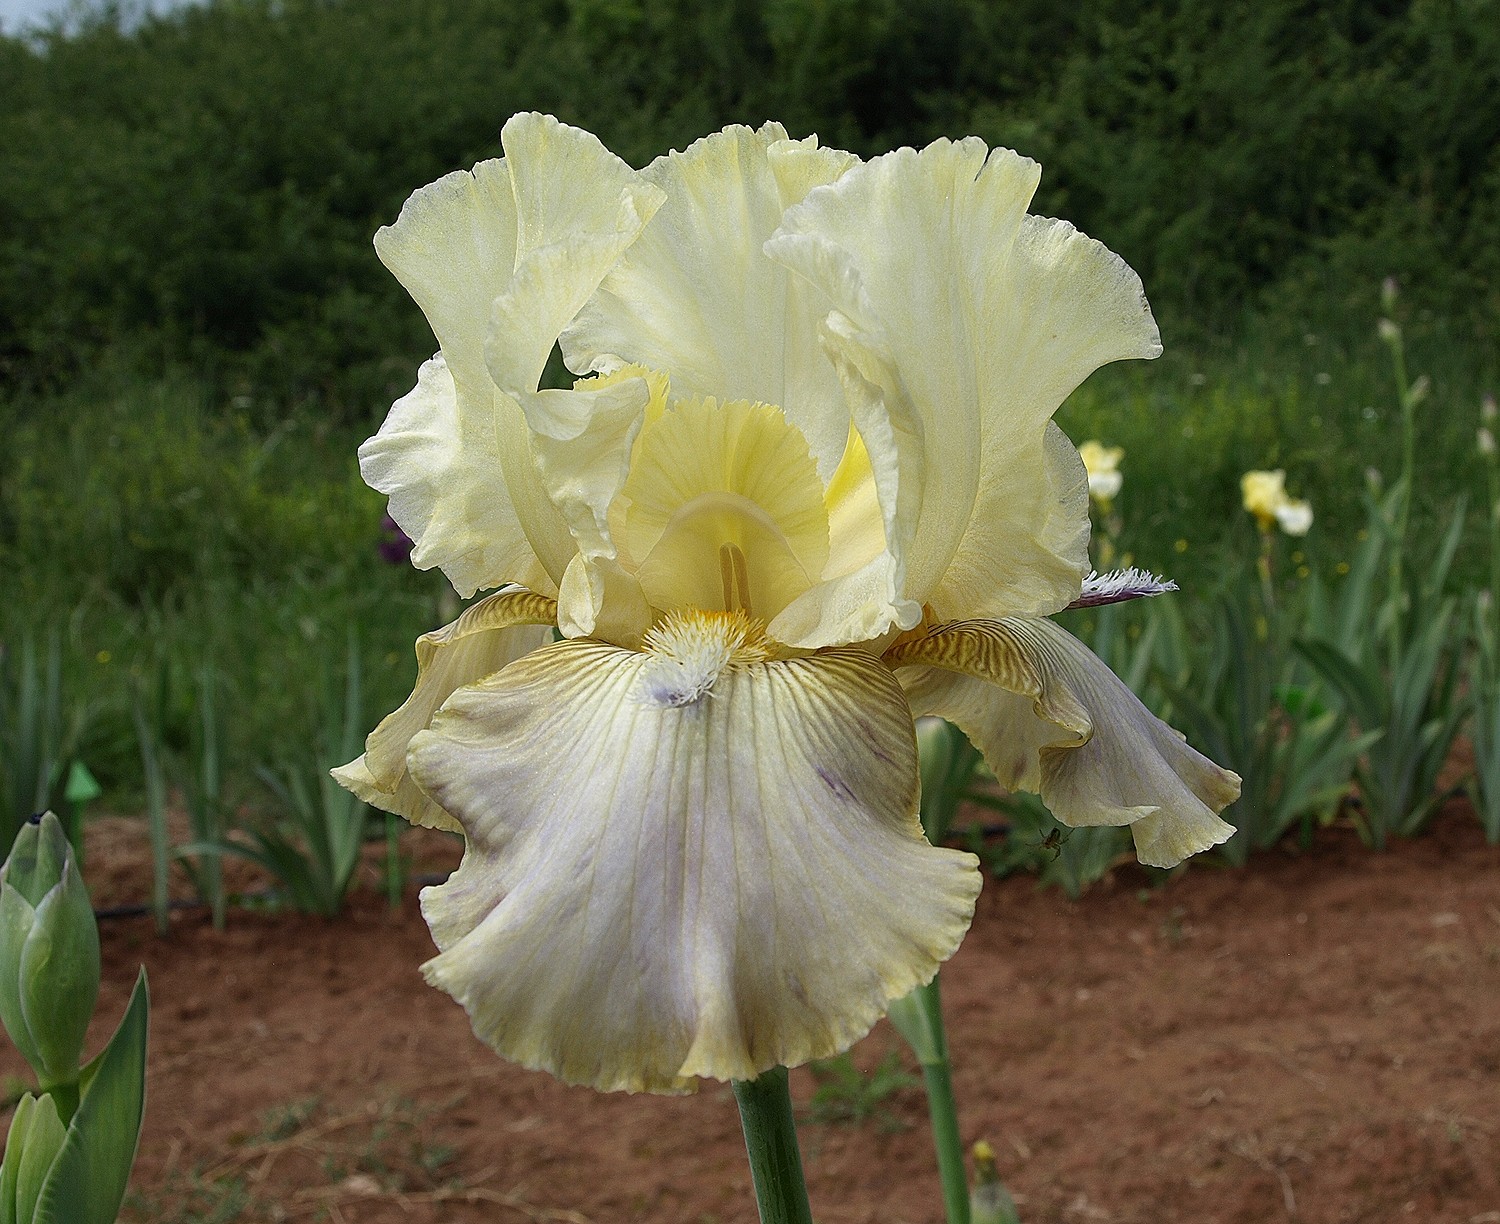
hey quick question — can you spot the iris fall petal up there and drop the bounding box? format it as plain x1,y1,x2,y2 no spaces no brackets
890,617,1239,867
332,588,557,831
408,637,980,1093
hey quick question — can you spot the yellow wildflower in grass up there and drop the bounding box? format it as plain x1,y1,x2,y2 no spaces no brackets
1078,440,1124,505
1241,469,1313,537
335,115,1240,1094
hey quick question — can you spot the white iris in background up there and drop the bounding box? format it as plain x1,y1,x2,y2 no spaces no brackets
1241,469,1313,537
1078,439,1124,504
335,114,1240,1094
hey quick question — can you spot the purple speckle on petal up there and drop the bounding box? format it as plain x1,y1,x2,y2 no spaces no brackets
815,765,857,803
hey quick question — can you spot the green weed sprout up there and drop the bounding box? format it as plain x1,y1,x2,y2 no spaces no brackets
130,661,229,932
0,812,148,1224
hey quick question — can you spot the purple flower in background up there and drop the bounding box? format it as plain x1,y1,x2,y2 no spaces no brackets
379,513,414,565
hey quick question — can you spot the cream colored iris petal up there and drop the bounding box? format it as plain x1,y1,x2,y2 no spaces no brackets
767,318,920,648
767,139,1160,618
374,156,519,405
889,617,1239,868
407,639,980,1093
366,162,553,594
486,114,666,399
557,552,652,645
371,148,566,592
929,422,1091,623
331,588,558,832
358,356,553,598
562,125,857,479
523,376,650,561
622,397,831,628
370,114,665,593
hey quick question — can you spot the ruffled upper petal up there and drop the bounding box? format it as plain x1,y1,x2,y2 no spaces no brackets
407,636,979,1093
562,124,858,481
888,617,1239,867
358,357,554,598
331,588,557,831
766,137,1160,620
368,114,665,592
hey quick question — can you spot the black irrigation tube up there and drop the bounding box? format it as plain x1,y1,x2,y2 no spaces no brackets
91,871,456,921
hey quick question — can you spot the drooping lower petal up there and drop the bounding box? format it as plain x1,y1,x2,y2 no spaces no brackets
332,589,557,831
889,618,1238,867
407,638,980,1093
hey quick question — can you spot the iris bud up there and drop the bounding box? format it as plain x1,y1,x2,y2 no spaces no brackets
0,1092,67,1224
0,813,100,1088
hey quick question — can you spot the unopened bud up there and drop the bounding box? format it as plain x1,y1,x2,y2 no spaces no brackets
1381,276,1399,313
1377,318,1401,345
0,1092,67,1222
1483,393,1497,423
1408,374,1430,406
1479,427,1496,457
0,812,100,1087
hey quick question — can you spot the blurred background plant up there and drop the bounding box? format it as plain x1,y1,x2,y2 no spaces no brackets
1294,293,1470,849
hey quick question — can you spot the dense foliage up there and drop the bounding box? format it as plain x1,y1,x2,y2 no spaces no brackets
2,0,1497,413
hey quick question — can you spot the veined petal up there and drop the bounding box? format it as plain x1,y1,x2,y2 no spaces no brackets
359,357,554,598
331,588,557,832
374,157,518,407
767,138,1160,618
407,639,980,1093
621,395,831,632
562,125,858,480
557,552,653,645
889,617,1238,868
486,116,666,399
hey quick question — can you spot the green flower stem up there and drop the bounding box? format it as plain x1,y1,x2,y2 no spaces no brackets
910,976,970,1224
731,1066,815,1224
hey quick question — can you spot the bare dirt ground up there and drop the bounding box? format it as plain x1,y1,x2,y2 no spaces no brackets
11,807,1500,1224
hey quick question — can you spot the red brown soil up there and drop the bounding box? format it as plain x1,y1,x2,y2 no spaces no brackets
10,808,1500,1224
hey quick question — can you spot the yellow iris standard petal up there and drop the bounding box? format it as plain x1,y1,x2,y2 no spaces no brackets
563,124,857,481
622,396,830,626
331,588,557,832
888,617,1239,867
406,637,980,1094
364,113,664,594
766,137,1160,621
357,356,554,599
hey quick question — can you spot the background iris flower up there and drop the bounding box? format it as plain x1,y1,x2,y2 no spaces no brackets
335,113,1240,1094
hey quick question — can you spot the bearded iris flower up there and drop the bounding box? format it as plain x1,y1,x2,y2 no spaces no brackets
335,114,1240,1095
